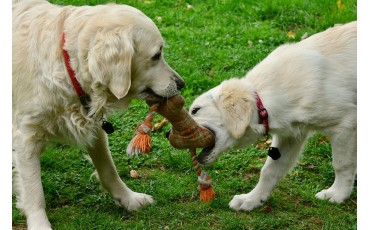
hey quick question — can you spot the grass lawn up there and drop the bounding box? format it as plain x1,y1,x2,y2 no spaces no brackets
12,0,357,229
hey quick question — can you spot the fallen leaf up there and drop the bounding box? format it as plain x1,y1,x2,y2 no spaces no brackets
318,136,330,144
287,31,296,38
130,169,140,179
307,164,315,169
260,205,273,212
337,0,344,11
156,16,163,23
255,138,272,150
298,162,315,169
243,173,254,181
153,118,168,132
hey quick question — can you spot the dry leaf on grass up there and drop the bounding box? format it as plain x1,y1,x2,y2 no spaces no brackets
130,169,140,179
255,138,272,150
153,118,168,132
337,0,344,11
287,31,296,38
260,205,273,212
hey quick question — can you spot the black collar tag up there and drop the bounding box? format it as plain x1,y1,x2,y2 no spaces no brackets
102,117,114,134
268,147,281,160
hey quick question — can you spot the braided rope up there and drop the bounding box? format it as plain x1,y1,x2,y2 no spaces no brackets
190,149,215,202
126,104,158,156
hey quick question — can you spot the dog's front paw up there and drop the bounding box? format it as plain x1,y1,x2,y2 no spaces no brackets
315,188,349,203
27,209,52,230
229,194,266,211
115,191,154,211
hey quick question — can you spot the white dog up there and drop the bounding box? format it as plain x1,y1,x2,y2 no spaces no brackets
189,21,356,211
13,0,184,229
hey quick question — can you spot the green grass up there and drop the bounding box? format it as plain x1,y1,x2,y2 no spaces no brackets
13,0,357,229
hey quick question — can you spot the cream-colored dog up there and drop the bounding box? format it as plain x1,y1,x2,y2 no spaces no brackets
13,0,184,229
189,21,356,211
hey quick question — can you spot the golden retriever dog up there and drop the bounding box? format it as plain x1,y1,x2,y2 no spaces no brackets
189,21,356,211
12,0,184,229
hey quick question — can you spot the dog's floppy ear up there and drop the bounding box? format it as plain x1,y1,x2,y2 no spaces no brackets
88,29,134,99
216,79,254,139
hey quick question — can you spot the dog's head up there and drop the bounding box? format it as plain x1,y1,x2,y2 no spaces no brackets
189,78,263,165
84,5,184,107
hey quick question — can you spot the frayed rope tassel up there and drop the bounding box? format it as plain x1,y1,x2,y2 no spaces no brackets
190,149,215,202
126,104,158,157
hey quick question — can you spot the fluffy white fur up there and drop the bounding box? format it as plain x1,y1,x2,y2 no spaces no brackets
189,21,356,211
12,0,184,229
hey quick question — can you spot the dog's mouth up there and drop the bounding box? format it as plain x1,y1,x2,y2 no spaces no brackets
142,88,165,99
197,144,215,163
142,88,170,106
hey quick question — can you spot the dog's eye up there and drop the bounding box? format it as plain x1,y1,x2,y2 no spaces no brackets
191,107,201,115
151,52,161,61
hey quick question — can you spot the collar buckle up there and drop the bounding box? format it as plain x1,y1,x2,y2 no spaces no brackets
258,108,268,120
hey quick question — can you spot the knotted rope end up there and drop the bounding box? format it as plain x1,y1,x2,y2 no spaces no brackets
191,149,215,202
198,174,215,202
126,105,157,157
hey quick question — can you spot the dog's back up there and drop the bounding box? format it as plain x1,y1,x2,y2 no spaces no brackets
13,0,66,111
299,21,357,94
246,21,356,130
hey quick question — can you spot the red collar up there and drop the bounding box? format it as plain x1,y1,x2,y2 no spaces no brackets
62,33,91,111
255,92,269,135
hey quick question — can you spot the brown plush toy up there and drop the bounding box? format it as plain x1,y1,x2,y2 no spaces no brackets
127,94,216,202
147,94,215,149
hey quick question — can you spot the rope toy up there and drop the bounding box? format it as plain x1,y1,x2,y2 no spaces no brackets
190,149,215,202
126,104,158,156
127,95,216,202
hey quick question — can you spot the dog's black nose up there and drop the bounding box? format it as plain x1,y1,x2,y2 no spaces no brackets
175,77,185,90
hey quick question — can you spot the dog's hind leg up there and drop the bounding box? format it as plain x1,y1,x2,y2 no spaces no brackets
13,128,50,230
229,133,308,211
86,129,154,211
316,119,357,203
